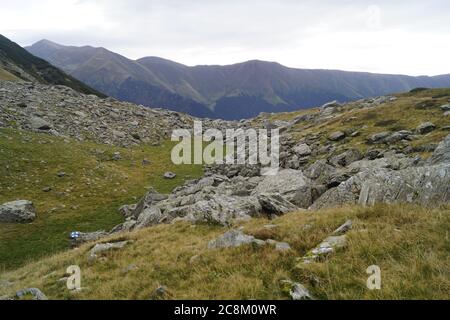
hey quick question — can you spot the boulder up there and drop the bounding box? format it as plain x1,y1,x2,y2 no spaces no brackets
0,200,36,223
293,143,312,157
428,134,450,165
208,230,258,249
333,220,353,236
30,117,52,130
252,169,313,208
88,241,130,262
164,172,177,179
329,149,362,167
358,164,449,206
417,122,436,134
281,280,314,300
15,288,48,300
302,235,347,264
440,104,450,111
135,207,163,229
311,163,449,209
304,160,337,185
257,194,298,215
328,131,346,141
367,132,390,144
70,230,108,247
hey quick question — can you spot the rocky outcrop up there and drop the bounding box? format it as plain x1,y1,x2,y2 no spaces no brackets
0,200,36,223
312,164,449,209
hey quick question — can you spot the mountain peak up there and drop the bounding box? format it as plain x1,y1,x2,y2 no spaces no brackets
31,39,63,49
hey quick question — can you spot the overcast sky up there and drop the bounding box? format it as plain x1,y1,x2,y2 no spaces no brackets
1,0,449,76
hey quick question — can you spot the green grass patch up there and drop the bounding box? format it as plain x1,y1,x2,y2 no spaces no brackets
0,128,203,270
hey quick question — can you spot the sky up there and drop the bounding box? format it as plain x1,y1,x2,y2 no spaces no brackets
1,0,450,76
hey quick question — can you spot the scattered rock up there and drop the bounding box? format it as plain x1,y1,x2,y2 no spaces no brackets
88,241,130,262
15,288,48,300
0,200,36,223
328,131,346,141
417,122,436,134
302,235,347,264
208,230,258,249
293,143,312,157
30,117,52,131
275,242,292,252
281,280,314,300
164,172,176,179
257,194,298,216
112,152,122,161
333,220,353,235
367,132,390,144
440,104,450,111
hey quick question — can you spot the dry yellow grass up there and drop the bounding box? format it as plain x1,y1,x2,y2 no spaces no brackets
0,68,20,81
1,203,448,300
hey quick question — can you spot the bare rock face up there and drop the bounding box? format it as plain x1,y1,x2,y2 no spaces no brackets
0,200,36,223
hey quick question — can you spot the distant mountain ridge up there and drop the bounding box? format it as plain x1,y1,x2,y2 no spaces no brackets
27,39,450,119
0,35,104,97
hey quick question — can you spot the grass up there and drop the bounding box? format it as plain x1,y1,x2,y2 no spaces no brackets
0,128,203,270
0,67,20,81
0,203,448,300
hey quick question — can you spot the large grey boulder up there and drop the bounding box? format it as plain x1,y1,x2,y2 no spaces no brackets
0,200,36,223
304,160,337,185
428,134,450,165
257,194,299,215
358,164,449,206
329,149,362,167
252,169,313,208
311,163,449,209
135,207,164,228
30,116,52,130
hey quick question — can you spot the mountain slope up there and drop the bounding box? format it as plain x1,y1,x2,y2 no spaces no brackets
0,35,104,97
27,40,450,120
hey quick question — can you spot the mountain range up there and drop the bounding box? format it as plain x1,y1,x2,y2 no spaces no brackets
0,35,104,97
23,39,450,120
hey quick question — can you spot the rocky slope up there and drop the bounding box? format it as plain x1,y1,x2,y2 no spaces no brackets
0,80,237,147
27,39,450,120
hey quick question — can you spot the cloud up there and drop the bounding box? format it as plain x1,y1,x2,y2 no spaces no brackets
1,0,450,75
